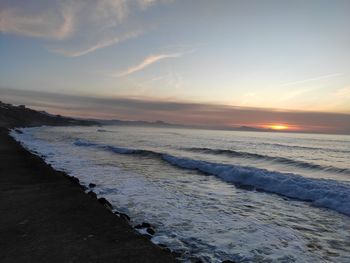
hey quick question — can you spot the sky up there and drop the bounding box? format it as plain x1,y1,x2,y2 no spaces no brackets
1,0,350,134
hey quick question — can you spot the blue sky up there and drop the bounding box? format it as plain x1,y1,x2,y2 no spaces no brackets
1,0,350,133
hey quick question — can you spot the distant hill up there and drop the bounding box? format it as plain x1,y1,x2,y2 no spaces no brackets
229,125,274,132
93,118,274,132
94,119,185,128
0,100,279,133
0,101,97,129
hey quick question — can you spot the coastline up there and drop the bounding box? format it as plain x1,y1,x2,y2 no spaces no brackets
0,127,177,262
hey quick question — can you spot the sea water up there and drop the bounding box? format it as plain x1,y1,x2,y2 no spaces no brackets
11,126,350,262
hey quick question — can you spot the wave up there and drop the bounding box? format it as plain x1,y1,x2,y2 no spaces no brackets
258,142,350,154
162,155,350,216
73,139,350,216
97,129,117,133
184,147,350,175
74,139,161,156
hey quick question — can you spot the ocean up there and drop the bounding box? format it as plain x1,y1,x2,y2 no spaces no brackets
11,125,350,262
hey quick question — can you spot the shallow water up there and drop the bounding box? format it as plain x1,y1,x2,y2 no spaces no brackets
11,126,350,262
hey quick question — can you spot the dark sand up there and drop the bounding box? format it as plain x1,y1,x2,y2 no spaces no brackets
0,128,177,262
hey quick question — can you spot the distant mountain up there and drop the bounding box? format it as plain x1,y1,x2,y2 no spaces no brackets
0,100,282,133
230,125,274,132
91,118,185,128
92,118,275,132
0,101,97,129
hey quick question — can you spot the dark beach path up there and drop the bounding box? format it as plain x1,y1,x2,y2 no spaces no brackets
0,128,177,262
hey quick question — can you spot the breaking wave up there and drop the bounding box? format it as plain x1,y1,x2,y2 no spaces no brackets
73,139,350,216
74,139,161,156
258,142,350,154
184,147,350,175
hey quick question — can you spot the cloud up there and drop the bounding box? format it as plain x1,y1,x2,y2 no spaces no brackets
0,3,75,40
334,86,350,97
279,73,343,87
2,87,350,134
0,0,171,56
115,52,185,77
138,0,158,8
50,30,144,57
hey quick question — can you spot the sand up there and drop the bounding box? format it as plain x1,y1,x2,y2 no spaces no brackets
0,128,177,262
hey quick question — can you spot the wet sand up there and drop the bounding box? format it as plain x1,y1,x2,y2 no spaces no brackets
0,128,177,262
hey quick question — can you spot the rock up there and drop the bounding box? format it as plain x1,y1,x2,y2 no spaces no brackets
119,213,130,221
98,197,113,210
141,222,151,228
158,244,171,252
59,171,68,178
114,211,131,222
88,183,96,188
171,251,183,258
160,247,171,252
135,222,151,229
87,191,97,199
142,234,152,240
146,227,155,235
69,176,80,185
80,185,88,191
222,260,236,263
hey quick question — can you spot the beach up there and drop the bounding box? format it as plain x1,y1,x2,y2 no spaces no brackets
0,127,177,262
14,125,349,262
1,103,349,262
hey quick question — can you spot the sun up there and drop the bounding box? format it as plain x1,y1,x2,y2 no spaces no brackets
269,124,289,130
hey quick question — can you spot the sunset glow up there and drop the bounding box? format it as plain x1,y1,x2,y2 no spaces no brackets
269,124,289,130
0,0,350,134
257,123,298,131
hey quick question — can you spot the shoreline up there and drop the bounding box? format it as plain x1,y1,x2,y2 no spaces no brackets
0,127,177,262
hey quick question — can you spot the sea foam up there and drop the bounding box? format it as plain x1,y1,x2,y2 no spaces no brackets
10,127,350,262
73,139,350,216
162,155,350,216
184,147,350,174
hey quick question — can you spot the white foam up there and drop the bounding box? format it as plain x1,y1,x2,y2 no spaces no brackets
72,137,350,216
10,127,350,263
162,155,350,216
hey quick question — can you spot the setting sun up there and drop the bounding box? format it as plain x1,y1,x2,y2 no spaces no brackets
269,124,289,130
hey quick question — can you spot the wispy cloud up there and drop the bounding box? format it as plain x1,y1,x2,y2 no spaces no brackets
279,73,343,87
115,52,185,77
50,30,144,57
0,0,172,56
0,3,75,40
334,86,350,97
